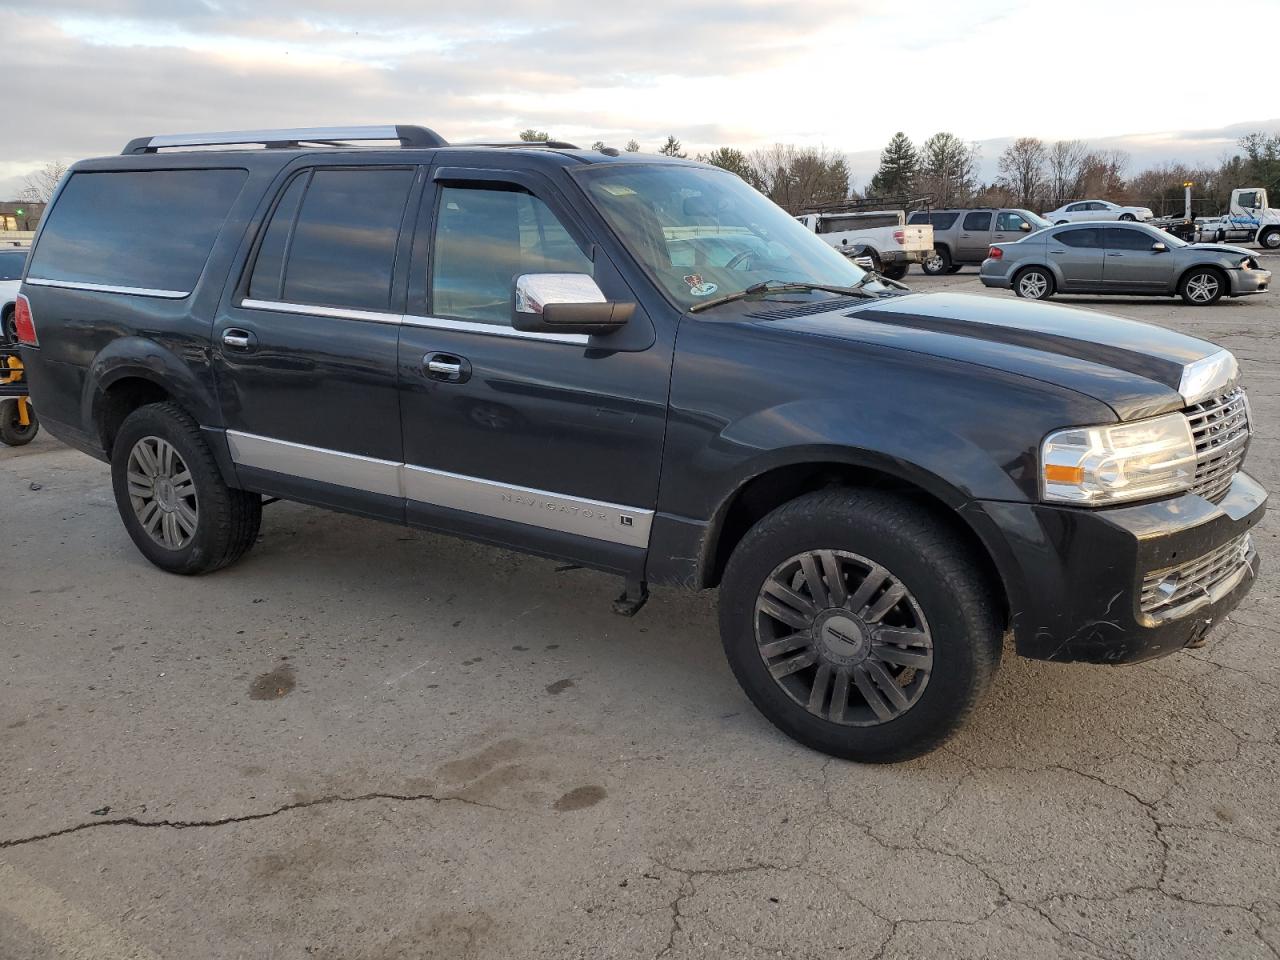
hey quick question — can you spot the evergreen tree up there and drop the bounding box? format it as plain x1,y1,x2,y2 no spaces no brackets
518,129,550,142
625,139,641,153
659,135,686,158
868,132,918,198
704,147,760,188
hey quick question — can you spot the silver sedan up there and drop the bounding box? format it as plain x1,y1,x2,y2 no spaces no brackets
980,222,1271,305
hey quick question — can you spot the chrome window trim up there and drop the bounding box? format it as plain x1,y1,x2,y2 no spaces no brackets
225,430,651,548
402,313,589,345
240,298,402,325
24,277,189,299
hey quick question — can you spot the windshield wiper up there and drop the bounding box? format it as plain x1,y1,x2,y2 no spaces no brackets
688,279,876,313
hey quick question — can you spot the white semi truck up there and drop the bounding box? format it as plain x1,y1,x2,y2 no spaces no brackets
1152,187,1280,249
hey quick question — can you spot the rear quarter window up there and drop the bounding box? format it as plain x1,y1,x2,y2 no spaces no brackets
27,168,247,295
0,250,26,281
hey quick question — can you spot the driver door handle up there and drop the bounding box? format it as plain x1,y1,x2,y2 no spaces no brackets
424,352,471,383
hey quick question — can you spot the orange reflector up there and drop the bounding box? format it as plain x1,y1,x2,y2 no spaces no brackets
1044,464,1085,483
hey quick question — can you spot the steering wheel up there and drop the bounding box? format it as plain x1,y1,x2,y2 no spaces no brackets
724,249,757,271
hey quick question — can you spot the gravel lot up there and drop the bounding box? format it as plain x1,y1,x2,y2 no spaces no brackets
3,260,1279,960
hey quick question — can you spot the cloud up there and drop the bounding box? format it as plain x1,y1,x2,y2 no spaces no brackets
3,0,1279,199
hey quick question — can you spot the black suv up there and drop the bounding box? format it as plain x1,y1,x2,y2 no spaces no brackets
15,125,1266,762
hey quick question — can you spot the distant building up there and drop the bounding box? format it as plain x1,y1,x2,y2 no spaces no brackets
0,201,46,232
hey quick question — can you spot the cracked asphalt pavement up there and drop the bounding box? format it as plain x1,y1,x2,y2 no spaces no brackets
3,264,1280,959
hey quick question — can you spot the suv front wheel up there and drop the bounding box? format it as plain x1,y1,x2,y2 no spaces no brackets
719,489,1000,762
111,402,262,574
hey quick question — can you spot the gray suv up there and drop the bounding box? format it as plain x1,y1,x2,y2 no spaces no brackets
908,208,1051,274
980,222,1272,305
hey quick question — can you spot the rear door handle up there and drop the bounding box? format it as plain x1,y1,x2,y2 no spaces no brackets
221,328,256,350
424,352,471,383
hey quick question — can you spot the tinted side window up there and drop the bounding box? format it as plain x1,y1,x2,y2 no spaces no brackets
907,212,926,224
248,173,308,301
1238,191,1259,209
280,168,414,312
1057,228,1101,248
1105,228,1157,251
0,250,26,281
431,186,592,325
962,212,991,230
27,169,246,294
930,212,959,229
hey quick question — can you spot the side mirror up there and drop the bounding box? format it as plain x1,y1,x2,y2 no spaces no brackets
511,273,634,336
1152,242,1168,252
1019,222,1032,232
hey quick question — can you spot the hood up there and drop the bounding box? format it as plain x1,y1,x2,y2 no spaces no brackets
757,292,1225,421
1187,242,1255,258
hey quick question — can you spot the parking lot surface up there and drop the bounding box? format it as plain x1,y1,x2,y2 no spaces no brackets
3,265,1279,960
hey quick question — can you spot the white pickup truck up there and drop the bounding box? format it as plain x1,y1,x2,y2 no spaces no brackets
793,209,934,280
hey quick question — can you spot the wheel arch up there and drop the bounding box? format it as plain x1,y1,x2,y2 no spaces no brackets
85,337,224,459
698,454,1010,627
1176,261,1227,294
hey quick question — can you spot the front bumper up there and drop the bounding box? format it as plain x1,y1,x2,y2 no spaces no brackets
968,471,1267,664
1229,268,1271,296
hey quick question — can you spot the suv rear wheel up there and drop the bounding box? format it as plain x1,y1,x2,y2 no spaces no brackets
719,489,1000,762
1013,266,1055,300
111,402,262,574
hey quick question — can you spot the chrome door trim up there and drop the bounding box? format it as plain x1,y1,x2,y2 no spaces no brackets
402,313,588,345
224,430,651,547
240,298,403,325
226,430,402,498
24,277,189,299
402,464,651,548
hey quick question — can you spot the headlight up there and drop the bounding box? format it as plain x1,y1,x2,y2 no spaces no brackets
1041,412,1196,505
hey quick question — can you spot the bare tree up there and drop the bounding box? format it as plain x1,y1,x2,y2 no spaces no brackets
518,129,550,142
749,144,849,212
916,133,977,206
19,161,69,203
1077,149,1128,199
624,139,640,153
997,137,1048,208
1046,140,1089,206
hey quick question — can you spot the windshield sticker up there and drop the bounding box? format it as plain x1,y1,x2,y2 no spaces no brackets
599,183,637,196
683,274,718,296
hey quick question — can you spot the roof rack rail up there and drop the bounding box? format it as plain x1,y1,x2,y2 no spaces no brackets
800,194,935,215
456,139,582,150
121,125,448,155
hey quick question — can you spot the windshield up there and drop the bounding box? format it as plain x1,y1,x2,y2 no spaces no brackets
576,164,868,310
1020,210,1053,231
1153,228,1189,248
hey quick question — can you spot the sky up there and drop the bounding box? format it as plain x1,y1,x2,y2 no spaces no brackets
4,0,1279,198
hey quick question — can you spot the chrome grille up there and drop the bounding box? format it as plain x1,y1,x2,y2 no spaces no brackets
1140,533,1255,618
1186,388,1251,502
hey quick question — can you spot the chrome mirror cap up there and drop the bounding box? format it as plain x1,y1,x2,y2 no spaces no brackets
515,273,606,315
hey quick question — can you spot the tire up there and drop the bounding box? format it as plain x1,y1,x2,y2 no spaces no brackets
882,263,909,281
1179,267,1226,306
2,306,15,345
718,489,1001,763
110,402,262,574
1260,228,1280,250
0,398,38,446
1055,220,1068,225
1013,266,1055,300
921,247,951,276
945,264,964,274
1119,213,1136,222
